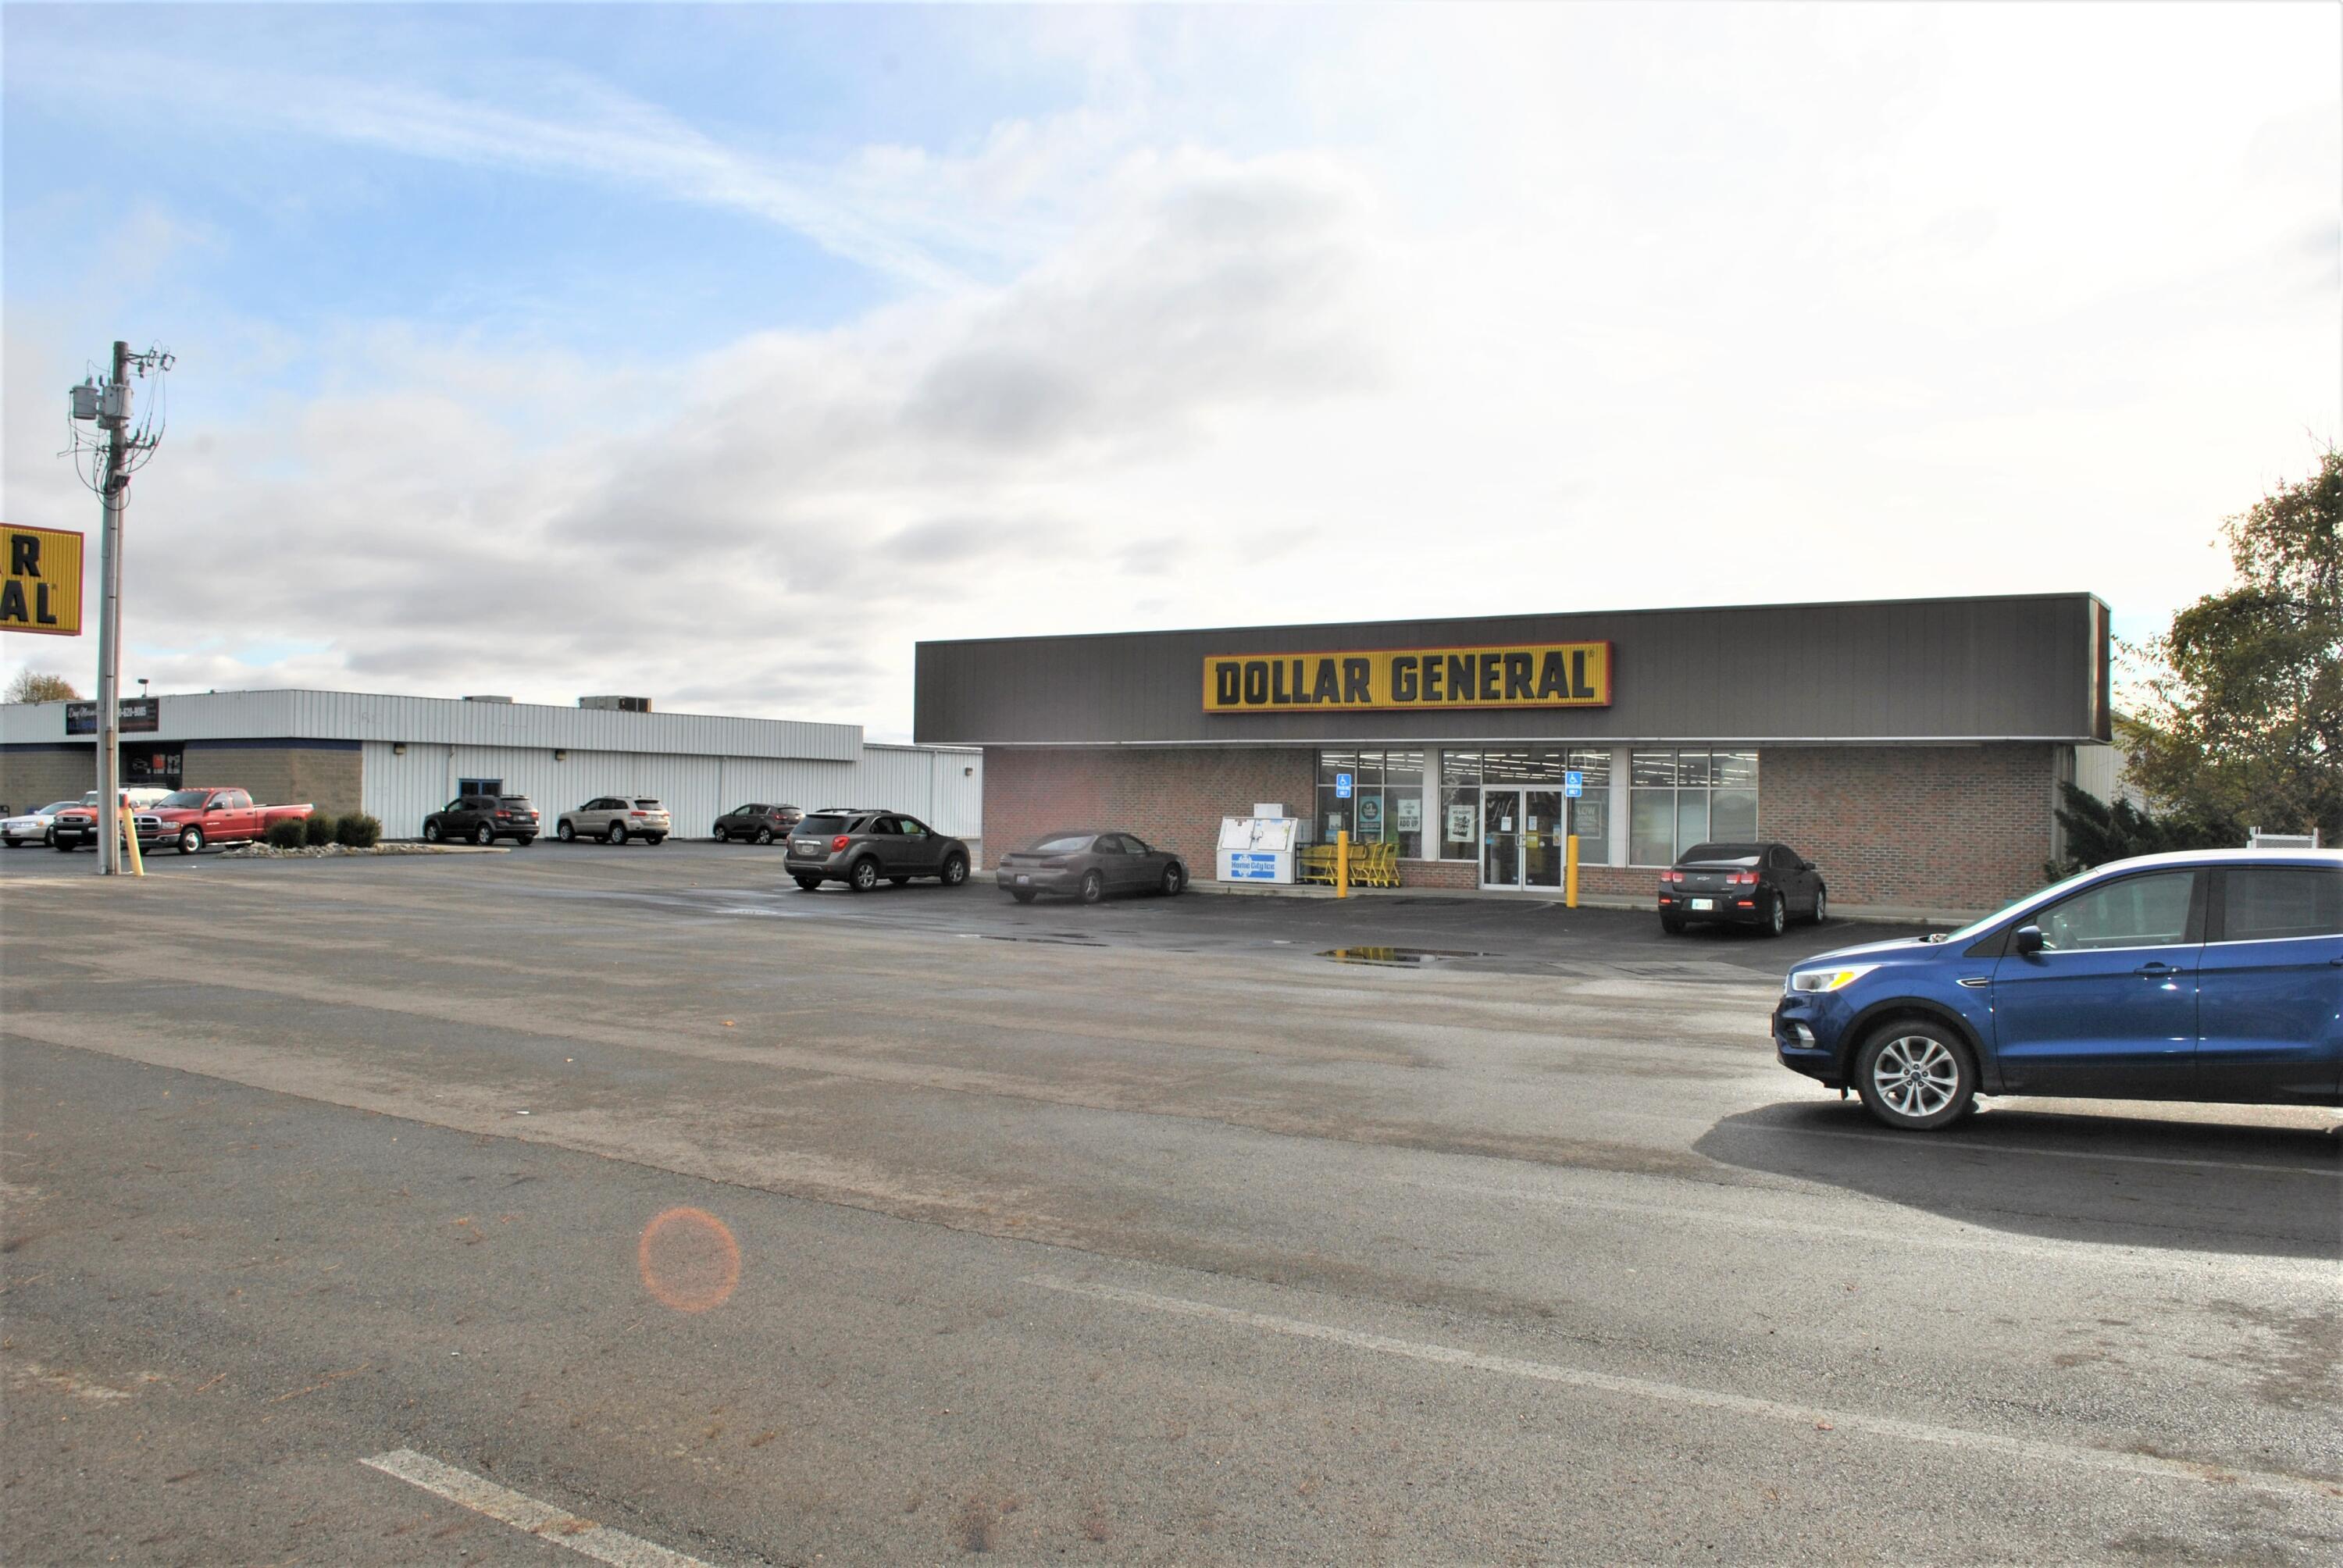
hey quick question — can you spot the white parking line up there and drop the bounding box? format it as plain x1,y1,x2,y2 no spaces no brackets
1397,1176,2340,1284
1026,1275,2343,1506
360,1449,718,1567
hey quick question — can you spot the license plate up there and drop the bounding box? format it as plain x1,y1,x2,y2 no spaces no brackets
1690,898,1715,911
1016,874,1031,885
794,840,817,853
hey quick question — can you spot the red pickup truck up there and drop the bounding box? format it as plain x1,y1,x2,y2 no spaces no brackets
51,786,314,854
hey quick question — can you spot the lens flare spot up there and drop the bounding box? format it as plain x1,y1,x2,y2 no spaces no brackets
637,1206,740,1313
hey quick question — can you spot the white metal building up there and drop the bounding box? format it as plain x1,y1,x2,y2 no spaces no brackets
0,690,983,846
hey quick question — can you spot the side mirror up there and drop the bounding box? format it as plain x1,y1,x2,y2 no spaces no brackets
2013,925,2045,956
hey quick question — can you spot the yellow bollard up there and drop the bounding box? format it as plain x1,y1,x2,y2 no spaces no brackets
1336,829,1350,899
120,807,144,877
1564,833,1578,907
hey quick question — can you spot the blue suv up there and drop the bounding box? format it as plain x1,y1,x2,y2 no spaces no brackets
1773,850,2342,1130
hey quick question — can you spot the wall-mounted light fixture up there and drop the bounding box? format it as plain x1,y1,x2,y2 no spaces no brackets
964,766,974,776
554,749,568,762
392,743,407,757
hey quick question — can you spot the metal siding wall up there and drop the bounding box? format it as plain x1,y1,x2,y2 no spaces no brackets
359,742,981,839
291,691,860,761
0,691,858,761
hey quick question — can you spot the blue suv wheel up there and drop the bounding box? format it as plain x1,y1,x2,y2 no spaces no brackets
1851,1021,1975,1130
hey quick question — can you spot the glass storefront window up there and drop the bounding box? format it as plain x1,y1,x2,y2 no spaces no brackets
1563,747,1612,865
1382,749,1425,859
1437,750,1481,859
1317,750,1357,845
1630,785,1676,868
1314,750,1425,856
123,749,182,789
1328,745,1694,867
1628,749,1760,864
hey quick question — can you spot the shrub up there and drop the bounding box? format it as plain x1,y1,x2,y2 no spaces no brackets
303,811,337,846
2044,782,2239,879
335,812,382,849
264,817,308,849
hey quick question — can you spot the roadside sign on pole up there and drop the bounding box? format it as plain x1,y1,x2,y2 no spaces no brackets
1,525,84,636
1564,771,1584,799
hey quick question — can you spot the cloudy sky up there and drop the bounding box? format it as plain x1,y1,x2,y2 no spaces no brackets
4,2,2335,737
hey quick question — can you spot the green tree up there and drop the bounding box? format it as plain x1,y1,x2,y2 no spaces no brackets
5,670,81,704
2127,449,2341,843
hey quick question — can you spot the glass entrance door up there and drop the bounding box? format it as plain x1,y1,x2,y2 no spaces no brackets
1483,787,1565,890
1481,789,1521,887
1522,789,1564,889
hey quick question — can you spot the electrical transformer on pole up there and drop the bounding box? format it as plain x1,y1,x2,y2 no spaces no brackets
66,340,174,876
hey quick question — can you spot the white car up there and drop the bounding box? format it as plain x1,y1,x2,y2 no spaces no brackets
557,796,672,844
2,800,80,848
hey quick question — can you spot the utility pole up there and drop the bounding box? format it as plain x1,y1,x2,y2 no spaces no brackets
95,340,131,875
66,338,172,878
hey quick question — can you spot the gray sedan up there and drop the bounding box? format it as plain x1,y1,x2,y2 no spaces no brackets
996,831,1187,904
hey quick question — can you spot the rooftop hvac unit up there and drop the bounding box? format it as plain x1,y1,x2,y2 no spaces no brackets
461,694,515,704
578,695,652,712
2246,827,2321,850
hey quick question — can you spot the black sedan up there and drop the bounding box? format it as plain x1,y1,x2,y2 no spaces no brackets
997,831,1187,904
713,803,802,843
1658,840,1826,935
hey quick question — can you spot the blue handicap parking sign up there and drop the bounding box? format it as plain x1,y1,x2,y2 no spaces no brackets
1335,772,1353,799
1564,771,1584,799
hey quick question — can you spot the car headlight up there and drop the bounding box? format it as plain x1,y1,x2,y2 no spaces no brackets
1786,964,1879,995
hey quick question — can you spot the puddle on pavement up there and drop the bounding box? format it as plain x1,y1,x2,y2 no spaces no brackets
1318,946,1494,967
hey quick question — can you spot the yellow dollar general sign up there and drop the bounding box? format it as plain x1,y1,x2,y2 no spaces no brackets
1204,642,1613,713
2,525,84,637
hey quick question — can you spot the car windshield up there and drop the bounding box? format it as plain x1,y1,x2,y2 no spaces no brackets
498,796,534,807
799,814,851,835
633,799,662,808
1030,833,1095,853
37,800,77,814
1681,843,1764,864
158,789,212,808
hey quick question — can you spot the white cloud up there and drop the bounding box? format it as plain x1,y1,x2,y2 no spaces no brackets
5,148,1392,725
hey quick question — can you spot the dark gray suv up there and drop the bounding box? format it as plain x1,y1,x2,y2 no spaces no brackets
785,810,971,893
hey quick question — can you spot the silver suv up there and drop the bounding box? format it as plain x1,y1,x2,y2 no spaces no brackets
557,796,671,845
785,810,971,893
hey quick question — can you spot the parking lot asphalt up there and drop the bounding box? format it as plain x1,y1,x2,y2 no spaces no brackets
3,840,2338,1565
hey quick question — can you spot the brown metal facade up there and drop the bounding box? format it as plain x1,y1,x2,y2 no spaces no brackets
915,593,2111,747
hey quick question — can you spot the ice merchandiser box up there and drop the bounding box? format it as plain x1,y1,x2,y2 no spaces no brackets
1218,815,1298,883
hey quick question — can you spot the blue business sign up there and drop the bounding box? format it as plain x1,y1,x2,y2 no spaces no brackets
1335,772,1353,800
1227,851,1279,880
1564,770,1584,799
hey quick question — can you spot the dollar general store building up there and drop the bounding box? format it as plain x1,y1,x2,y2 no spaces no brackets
915,593,2118,921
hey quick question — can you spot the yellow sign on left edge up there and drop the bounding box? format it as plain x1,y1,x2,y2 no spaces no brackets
2,525,84,636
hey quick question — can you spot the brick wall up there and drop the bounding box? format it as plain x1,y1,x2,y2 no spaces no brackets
1759,744,2056,914
0,747,94,821
987,742,2059,912
982,747,1317,878
183,744,365,818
